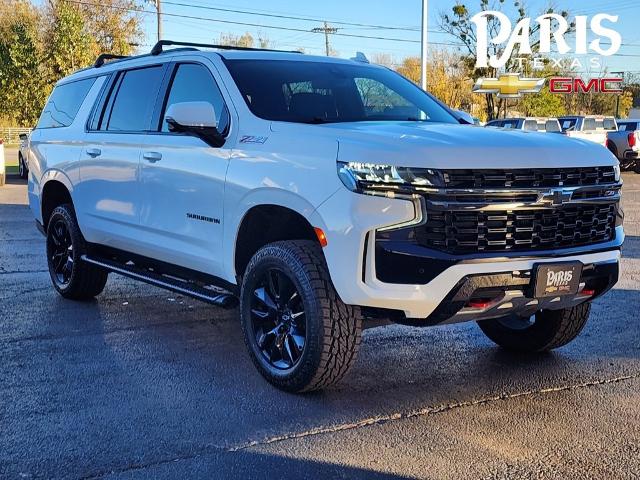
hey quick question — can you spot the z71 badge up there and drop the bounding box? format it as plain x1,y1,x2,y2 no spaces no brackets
239,135,268,144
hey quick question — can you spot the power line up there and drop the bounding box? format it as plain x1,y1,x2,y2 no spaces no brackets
63,0,640,56
64,0,426,44
160,0,428,32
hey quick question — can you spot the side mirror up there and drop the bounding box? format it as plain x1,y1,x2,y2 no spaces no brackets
164,101,225,147
454,109,475,125
19,133,27,141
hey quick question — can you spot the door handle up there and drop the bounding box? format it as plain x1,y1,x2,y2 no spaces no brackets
86,148,101,157
143,151,162,163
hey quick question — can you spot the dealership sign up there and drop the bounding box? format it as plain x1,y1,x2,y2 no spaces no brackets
472,11,621,69
470,11,623,97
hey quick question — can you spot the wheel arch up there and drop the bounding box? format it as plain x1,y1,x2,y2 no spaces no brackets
233,203,322,280
41,174,74,229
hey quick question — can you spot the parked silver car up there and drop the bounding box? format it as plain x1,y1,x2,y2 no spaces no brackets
607,119,640,172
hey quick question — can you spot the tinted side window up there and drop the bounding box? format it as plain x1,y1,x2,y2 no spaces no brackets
36,77,96,129
161,63,229,133
106,66,164,131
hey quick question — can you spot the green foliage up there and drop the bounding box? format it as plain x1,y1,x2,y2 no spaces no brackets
0,1,48,126
519,87,566,117
46,1,97,80
0,0,142,127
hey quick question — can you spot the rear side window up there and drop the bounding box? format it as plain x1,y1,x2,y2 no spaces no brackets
523,120,538,131
36,77,96,129
161,63,230,133
106,66,165,131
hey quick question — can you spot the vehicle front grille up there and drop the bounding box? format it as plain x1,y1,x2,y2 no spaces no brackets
441,166,616,189
418,204,617,254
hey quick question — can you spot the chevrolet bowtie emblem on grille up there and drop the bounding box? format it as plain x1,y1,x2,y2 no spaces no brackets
539,189,573,206
473,73,546,99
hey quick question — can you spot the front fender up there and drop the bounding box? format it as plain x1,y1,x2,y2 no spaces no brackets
223,187,337,282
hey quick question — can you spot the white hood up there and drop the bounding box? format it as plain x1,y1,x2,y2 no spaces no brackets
274,121,617,169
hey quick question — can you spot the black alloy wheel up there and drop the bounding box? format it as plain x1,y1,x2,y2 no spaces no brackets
249,267,306,370
47,218,74,287
45,204,108,300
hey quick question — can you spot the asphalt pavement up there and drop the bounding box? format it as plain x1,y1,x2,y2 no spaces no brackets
1,172,639,479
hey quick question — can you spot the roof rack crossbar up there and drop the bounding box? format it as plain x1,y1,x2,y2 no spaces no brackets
94,53,129,68
150,40,301,56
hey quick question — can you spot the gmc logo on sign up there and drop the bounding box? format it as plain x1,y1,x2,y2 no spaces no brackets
549,77,623,94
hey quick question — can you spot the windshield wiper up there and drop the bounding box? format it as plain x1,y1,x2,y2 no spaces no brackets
298,117,330,124
405,117,430,122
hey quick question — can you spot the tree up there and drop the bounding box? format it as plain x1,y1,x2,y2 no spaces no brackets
440,1,571,120
395,50,479,117
218,32,273,49
0,0,49,126
75,0,142,55
45,0,97,79
0,0,143,126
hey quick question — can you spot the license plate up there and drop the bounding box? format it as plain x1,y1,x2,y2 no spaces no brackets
534,262,583,298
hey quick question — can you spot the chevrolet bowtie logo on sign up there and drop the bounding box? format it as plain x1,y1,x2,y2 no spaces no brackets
473,73,546,99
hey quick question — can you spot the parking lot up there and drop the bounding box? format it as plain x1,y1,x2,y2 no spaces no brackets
1,168,639,479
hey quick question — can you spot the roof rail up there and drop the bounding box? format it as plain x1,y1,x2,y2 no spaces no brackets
94,53,128,68
150,39,301,56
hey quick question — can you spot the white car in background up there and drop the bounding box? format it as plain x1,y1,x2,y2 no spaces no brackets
558,115,618,146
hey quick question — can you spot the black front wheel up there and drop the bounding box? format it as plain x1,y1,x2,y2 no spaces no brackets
46,204,108,300
478,303,591,352
240,240,362,393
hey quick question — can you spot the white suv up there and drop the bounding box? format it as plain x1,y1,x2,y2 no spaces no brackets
28,41,624,392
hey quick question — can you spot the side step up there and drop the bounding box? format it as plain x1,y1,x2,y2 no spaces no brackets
81,255,238,309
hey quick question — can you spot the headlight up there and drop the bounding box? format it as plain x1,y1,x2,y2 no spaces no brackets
337,162,445,194
613,164,621,182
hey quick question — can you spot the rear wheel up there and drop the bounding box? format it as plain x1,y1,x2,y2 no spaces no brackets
46,204,108,300
240,240,362,393
478,303,591,352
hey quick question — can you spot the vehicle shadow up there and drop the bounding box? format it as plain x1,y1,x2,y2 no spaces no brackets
4,276,638,478
622,235,639,259
3,175,27,185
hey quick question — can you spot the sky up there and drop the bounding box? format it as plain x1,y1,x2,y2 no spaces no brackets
132,0,640,74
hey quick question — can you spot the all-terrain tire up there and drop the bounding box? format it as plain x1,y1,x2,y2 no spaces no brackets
478,302,591,352
240,240,362,393
46,204,108,300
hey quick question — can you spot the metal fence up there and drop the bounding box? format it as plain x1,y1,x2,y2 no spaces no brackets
0,127,33,145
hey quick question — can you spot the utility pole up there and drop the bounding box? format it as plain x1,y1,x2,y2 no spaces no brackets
149,0,162,41
612,71,624,118
420,0,428,91
312,22,338,56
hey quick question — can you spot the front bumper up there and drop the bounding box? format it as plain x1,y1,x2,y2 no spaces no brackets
311,187,622,321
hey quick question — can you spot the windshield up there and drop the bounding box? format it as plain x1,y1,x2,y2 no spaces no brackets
560,118,578,132
224,59,458,124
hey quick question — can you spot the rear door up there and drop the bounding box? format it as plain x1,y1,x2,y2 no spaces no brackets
77,64,168,250
137,59,234,276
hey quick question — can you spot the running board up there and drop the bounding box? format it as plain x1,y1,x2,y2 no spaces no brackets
81,255,238,309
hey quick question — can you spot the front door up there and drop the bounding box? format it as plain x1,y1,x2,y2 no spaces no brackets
137,61,233,276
